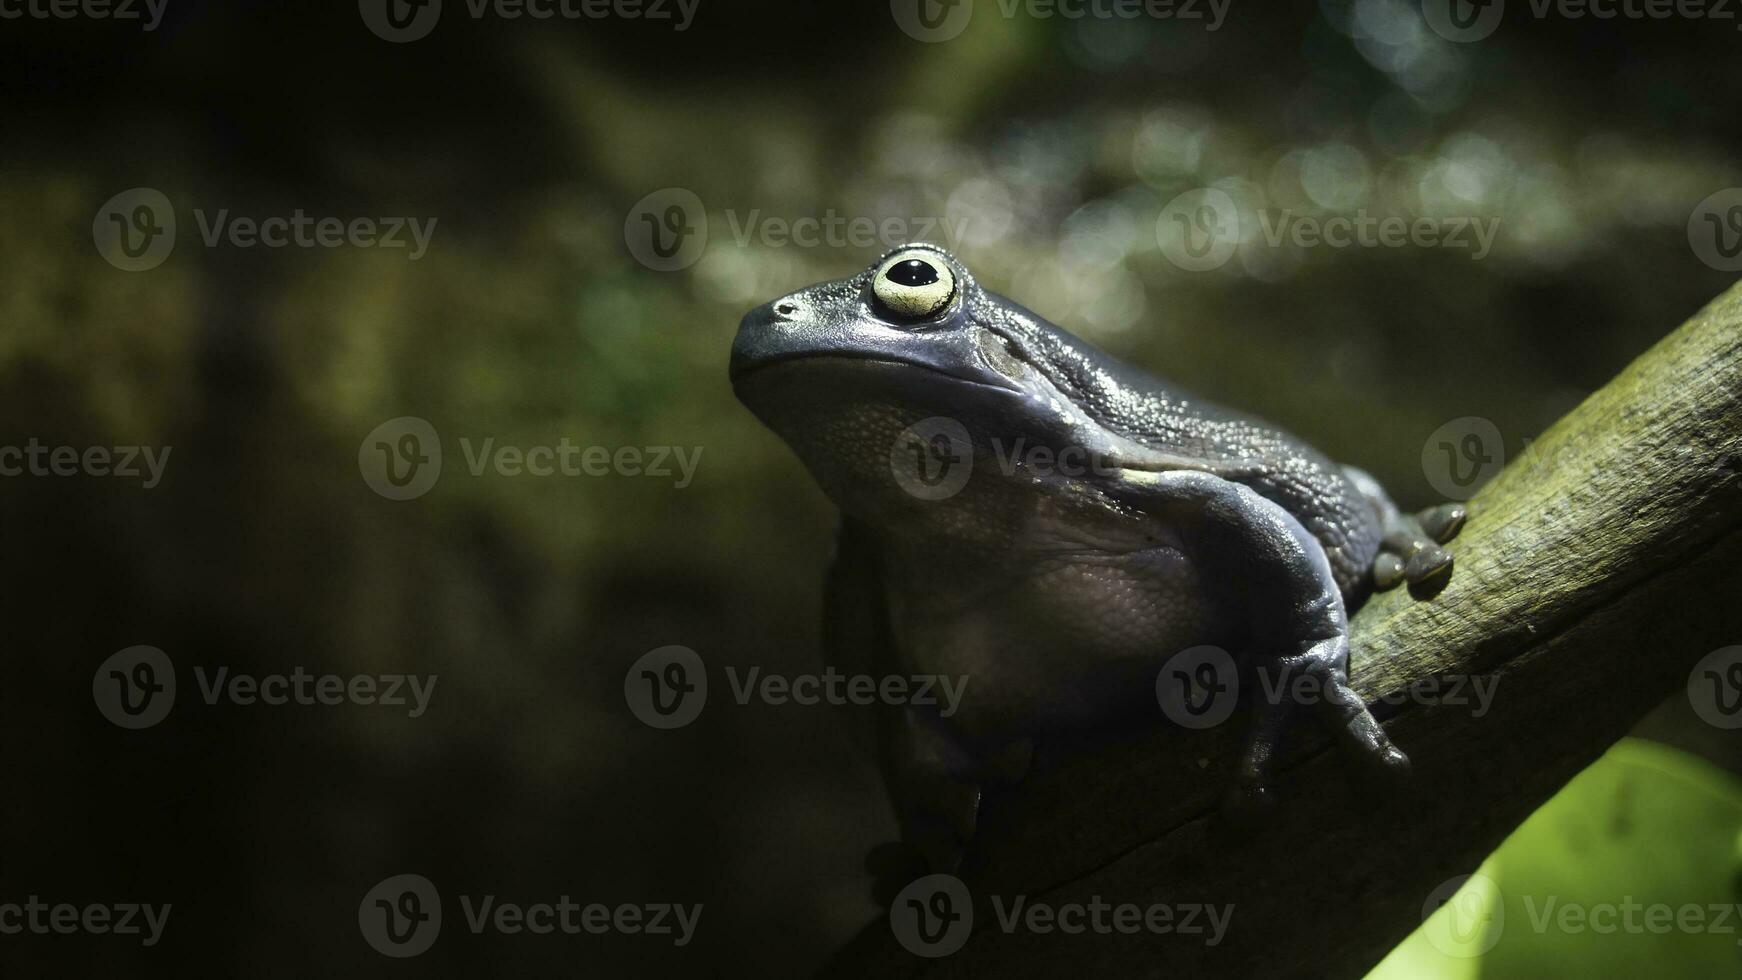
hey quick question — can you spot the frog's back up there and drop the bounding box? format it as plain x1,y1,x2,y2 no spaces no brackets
983,294,1383,594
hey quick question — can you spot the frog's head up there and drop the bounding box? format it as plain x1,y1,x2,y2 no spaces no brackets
730,244,1155,526
730,242,1023,397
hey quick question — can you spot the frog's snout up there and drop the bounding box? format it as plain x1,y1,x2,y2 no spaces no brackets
729,296,799,381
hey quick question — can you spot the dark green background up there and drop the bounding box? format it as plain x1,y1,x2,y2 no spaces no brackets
3,1,1741,975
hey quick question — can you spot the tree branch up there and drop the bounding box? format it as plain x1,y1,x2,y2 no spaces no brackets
824,281,1742,978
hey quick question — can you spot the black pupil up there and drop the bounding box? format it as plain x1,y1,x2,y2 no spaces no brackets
887,259,940,287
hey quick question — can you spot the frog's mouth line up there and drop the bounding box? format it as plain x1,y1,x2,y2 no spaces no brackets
729,352,1023,396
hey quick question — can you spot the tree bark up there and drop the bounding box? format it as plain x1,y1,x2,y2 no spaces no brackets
823,281,1742,979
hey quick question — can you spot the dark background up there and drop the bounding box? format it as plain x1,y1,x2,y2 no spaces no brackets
3,0,1741,975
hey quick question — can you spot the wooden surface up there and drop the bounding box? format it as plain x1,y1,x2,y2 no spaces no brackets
824,281,1742,979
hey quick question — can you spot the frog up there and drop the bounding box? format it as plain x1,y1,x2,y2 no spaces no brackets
728,243,1466,891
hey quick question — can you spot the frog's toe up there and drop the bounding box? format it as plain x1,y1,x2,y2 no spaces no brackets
1372,552,1406,591
1417,503,1468,544
1375,511,1457,592
1379,743,1412,775
1404,543,1454,585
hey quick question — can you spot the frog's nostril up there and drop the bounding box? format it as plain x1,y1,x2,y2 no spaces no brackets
776,302,797,316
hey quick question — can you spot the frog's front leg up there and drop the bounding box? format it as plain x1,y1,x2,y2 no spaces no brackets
865,705,983,902
827,520,996,896
1121,470,1411,805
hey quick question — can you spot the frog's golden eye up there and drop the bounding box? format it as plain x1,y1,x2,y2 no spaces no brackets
873,251,956,320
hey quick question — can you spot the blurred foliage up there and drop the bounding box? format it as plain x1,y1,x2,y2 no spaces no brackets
1374,739,1742,978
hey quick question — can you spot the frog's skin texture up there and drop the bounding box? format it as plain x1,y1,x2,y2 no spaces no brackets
729,244,1466,891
